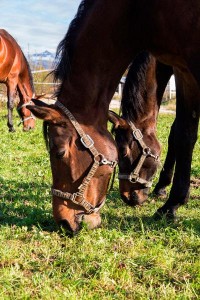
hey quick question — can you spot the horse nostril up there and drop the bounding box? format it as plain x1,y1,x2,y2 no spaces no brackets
131,192,140,205
121,194,138,207
58,220,79,237
23,126,33,131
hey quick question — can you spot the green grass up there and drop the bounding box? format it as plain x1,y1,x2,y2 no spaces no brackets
0,105,199,299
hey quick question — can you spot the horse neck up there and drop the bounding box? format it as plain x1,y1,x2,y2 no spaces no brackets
56,1,141,125
122,53,174,135
121,53,159,135
17,54,35,103
156,61,173,107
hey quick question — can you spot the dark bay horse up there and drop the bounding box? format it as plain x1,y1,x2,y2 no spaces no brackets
0,29,35,131
27,0,200,232
109,52,174,206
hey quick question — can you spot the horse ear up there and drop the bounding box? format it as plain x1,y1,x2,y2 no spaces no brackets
34,94,46,100
108,110,129,130
26,104,63,123
31,98,49,107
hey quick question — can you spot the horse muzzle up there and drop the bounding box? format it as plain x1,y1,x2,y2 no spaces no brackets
58,212,102,236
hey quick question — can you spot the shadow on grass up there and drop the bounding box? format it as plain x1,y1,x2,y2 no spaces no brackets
104,190,200,236
0,177,56,232
0,179,199,236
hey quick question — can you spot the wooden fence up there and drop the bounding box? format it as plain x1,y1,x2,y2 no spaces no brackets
0,70,176,102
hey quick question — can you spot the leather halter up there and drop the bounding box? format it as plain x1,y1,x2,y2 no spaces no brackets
17,101,36,125
51,101,118,214
118,121,159,188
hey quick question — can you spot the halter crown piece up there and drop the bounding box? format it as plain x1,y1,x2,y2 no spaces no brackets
51,101,118,214
17,101,36,126
118,121,159,188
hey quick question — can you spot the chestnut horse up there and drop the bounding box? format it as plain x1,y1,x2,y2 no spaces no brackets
0,29,35,131
109,52,174,206
28,0,200,233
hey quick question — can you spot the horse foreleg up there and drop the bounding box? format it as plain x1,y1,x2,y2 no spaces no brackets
7,80,17,132
155,70,200,219
153,120,176,198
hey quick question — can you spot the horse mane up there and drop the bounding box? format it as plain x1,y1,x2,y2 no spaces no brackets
43,121,50,152
121,51,152,122
22,53,35,93
53,0,95,96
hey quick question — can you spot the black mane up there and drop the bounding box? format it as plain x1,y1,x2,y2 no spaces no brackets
23,53,35,93
121,51,152,122
43,121,50,152
53,0,95,92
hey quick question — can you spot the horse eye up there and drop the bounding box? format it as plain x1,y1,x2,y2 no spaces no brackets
56,149,66,159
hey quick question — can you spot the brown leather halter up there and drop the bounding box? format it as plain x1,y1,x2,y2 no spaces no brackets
51,101,118,214
17,101,36,126
118,121,159,188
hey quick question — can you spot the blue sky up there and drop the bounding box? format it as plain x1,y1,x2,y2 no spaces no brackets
0,0,81,55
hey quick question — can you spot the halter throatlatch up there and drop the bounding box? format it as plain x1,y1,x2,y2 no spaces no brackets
118,121,159,188
51,101,117,214
17,101,36,126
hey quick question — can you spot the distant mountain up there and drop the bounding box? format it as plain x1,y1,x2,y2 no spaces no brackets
28,50,56,70
31,50,55,60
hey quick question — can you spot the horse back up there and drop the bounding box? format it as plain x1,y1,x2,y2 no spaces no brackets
0,29,25,82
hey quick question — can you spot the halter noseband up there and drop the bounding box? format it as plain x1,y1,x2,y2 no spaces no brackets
17,101,36,126
118,121,159,188
51,101,117,214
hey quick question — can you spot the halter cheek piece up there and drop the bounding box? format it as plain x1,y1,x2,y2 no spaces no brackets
51,101,118,214
17,101,36,126
118,121,159,188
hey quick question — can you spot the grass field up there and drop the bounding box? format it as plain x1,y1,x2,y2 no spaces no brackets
0,104,199,299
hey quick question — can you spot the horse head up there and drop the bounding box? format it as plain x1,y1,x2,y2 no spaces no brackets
27,99,118,234
109,111,161,206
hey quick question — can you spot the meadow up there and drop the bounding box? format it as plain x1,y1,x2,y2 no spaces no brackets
0,104,199,299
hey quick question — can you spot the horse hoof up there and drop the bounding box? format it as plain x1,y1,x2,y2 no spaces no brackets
153,207,176,221
9,128,15,132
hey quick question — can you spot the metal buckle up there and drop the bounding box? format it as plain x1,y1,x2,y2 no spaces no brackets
132,129,143,140
110,160,118,168
101,158,109,165
98,155,118,168
151,153,159,161
130,175,138,183
71,192,94,213
80,135,94,148
143,147,151,156
71,192,82,203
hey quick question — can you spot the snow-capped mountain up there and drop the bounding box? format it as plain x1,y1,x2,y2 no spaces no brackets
28,50,56,69
31,50,55,60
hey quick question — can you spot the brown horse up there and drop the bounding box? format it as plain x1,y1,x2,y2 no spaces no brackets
109,52,174,206
27,0,200,233
0,29,35,131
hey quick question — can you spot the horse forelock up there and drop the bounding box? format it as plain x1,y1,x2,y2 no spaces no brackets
121,51,153,122
53,0,95,96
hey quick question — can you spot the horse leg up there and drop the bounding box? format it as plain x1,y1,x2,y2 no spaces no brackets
155,70,200,218
7,79,17,132
153,119,176,198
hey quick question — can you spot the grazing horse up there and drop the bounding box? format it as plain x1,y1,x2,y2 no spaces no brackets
0,29,35,131
109,52,174,206
28,0,200,233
